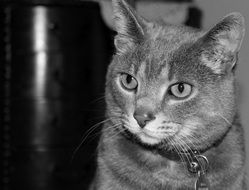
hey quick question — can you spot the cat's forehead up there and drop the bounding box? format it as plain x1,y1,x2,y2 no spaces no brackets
132,28,201,81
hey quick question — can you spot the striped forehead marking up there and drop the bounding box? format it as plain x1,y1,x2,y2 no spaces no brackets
136,61,171,101
159,64,170,80
136,62,146,77
158,64,171,100
137,56,169,80
136,59,171,81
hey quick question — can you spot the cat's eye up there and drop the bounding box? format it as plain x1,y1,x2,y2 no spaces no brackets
120,73,138,91
169,83,192,99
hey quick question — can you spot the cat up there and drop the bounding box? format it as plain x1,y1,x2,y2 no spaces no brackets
90,0,247,189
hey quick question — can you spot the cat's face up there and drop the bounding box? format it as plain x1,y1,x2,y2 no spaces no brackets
106,0,245,153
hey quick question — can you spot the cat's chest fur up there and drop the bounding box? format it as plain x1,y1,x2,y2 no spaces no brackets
90,0,246,189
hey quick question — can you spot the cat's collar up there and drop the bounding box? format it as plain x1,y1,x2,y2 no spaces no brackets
157,148,207,163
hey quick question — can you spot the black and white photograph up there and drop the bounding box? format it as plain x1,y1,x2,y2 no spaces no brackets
1,0,249,189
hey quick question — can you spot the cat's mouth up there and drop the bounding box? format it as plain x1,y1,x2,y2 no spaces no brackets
123,115,183,143
121,123,177,147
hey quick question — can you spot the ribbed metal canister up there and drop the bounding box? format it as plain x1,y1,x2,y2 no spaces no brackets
1,1,113,190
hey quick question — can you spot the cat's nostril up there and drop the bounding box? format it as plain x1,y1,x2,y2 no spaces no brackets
133,111,156,128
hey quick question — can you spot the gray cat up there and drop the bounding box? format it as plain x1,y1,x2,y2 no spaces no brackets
90,0,247,189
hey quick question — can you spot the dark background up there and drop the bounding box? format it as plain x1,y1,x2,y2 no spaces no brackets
0,0,201,189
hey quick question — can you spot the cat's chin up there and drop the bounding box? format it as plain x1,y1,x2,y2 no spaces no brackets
138,132,163,145
122,127,171,150
121,125,174,146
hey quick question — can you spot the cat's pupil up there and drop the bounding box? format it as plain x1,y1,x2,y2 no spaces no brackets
178,83,184,93
126,75,133,84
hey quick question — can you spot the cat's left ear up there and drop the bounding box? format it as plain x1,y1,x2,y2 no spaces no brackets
112,0,148,55
200,12,245,74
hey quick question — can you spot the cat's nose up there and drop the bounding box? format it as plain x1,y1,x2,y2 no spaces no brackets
133,109,156,128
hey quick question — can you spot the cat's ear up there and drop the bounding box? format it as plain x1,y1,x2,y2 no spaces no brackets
112,0,147,55
200,12,245,74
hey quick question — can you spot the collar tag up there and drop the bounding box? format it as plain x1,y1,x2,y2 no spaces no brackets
187,152,210,190
195,170,210,190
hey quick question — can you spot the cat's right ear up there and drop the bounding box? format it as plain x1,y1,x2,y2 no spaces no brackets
112,0,147,55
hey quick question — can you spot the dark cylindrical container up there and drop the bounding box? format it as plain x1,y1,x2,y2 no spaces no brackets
1,1,113,190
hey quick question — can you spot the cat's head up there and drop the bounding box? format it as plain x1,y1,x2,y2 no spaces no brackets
105,0,245,153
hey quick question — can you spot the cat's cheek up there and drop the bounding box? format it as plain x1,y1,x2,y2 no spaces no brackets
179,117,202,137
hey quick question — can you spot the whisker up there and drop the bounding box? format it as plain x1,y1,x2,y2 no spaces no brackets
169,138,187,169
103,124,126,142
89,95,106,104
88,123,123,143
183,136,204,172
183,123,210,150
178,136,204,174
217,113,232,125
71,118,114,162
189,132,209,151
180,135,198,156
174,136,193,167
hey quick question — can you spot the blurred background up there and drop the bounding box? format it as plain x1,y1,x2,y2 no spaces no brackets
0,0,248,189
